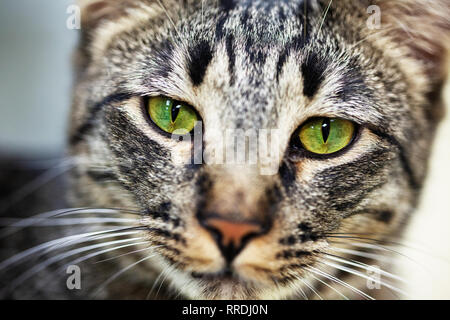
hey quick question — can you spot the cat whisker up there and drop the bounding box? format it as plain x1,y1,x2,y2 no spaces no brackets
0,217,139,227
317,0,333,35
201,0,204,26
27,241,154,296
349,26,398,50
305,279,323,300
326,238,431,274
307,272,349,300
147,261,180,299
44,227,145,254
155,0,184,45
147,268,167,299
0,227,145,271
304,265,374,300
294,274,323,300
172,277,190,300
326,244,396,264
322,232,449,267
315,258,408,298
94,244,164,264
328,242,436,286
294,280,309,300
5,237,144,294
340,240,433,265
62,241,152,270
92,253,158,298
318,251,406,283
349,241,426,267
0,159,76,213
320,234,407,247
0,207,142,239
154,262,180,299
322,234,427,263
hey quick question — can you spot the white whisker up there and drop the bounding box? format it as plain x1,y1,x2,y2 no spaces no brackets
317,0,333,35
317,259,408,297
30,241,153,294
343,241,429,270
6,237,144,292
156,0,183,44
154,262,179,299
147,262,177,299
0,217,138,227
295,283,309,300
94,245,162,264
305,265,374,300
294,274,322,300
92,254,157,297
0,207,141,239
61,241,151,269
321,252,406,283
0,227,143,271
0,159,75,213
328,246,393,263
307,272,349,300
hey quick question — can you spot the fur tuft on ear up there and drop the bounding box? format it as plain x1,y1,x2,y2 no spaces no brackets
375,0,449,86
73,0,145,76
77,0,137,30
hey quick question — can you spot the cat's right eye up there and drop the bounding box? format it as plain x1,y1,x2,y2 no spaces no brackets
147,96,198,134
297,117,356,155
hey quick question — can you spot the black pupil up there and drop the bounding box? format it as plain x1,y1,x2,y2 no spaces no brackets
171,103,182,122
321,118,331,143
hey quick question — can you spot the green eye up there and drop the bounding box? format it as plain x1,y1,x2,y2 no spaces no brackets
299,118,356,155
147,96,198,134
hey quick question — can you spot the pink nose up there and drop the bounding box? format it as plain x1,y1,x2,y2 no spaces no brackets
202,218,264,262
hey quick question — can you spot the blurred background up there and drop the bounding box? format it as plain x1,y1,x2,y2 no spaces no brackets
0,0,75,156
0,0,449,299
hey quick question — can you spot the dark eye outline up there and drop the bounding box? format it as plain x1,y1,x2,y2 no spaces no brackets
288,117,361,160
141,96,202,139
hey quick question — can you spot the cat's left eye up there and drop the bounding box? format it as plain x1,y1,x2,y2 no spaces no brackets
298,118,356,155
147,96,198,134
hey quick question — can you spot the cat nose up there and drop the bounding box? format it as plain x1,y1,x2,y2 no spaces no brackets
200,216,266,263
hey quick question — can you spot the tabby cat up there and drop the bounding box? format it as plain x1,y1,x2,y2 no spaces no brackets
0,0,449,300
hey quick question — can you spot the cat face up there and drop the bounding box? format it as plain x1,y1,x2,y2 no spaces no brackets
69,0,448,299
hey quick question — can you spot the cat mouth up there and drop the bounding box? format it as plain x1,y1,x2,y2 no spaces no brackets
189,267,263,288
189,265,272,287
191,268,236,281
186,266,290,299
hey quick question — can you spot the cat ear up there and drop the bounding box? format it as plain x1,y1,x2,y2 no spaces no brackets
73,1,134,75
77,0,135,29
375,0,449,86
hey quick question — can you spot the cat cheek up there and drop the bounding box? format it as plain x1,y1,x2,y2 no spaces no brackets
181,223,226,272
169,142,194,166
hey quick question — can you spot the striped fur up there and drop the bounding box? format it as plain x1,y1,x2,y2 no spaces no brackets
65,0,449,299
7,0,448,299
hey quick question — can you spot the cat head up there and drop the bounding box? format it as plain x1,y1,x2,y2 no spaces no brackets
69,0,449,299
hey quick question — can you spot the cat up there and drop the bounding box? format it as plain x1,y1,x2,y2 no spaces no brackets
0,0,448,300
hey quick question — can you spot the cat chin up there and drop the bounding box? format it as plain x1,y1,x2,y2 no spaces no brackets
181,281,298,300
166,270,297,300
147,249,308,299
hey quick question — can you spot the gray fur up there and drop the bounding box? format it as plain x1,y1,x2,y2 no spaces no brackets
1,0,448,299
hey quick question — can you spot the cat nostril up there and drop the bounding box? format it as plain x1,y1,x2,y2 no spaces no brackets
201,217,265,263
